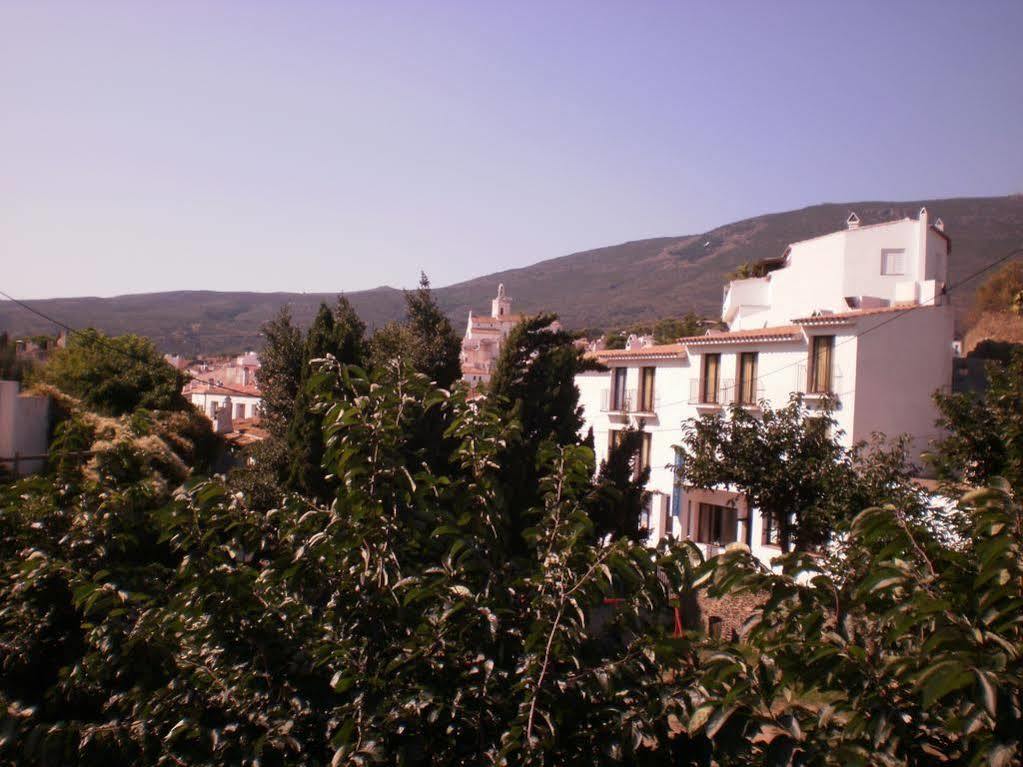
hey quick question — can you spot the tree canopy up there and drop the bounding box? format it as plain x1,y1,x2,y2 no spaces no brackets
37,329,188,415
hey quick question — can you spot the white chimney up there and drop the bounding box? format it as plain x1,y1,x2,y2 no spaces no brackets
846,212,860,230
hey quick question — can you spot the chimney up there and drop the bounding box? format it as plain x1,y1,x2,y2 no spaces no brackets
934,217,944,232
846,212,860,230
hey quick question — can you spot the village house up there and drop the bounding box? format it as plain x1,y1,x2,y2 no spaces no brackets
575,208,955,564
183,351,263,431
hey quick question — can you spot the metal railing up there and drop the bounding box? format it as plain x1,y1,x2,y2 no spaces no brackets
795,363,843,397
689,377,733,406
601,388,632,413
600,388,660,414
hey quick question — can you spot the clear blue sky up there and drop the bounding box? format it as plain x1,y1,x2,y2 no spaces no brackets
2,0,1021,299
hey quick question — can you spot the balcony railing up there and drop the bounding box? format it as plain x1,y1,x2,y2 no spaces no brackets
689,378,734,406
732,379,766,407
796,364,843,398
601,388,659,414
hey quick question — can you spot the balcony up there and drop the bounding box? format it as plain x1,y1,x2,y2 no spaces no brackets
601,389,660,415
601,388,632,414
722,276,771,324
689,378,733,408
796,364,843,400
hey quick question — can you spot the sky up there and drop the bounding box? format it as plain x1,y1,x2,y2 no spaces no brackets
2,1,1022,300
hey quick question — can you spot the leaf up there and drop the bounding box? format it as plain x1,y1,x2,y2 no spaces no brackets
705,706,736,739
667,714,685,735
688,705,715,735
974,669,997,717
919,661,973,708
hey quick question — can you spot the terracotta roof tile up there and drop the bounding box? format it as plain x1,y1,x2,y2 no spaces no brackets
678,325,803,345
792,303,922,325
596,343,688,361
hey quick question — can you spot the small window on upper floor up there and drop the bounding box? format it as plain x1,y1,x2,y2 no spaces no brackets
881,248,906,276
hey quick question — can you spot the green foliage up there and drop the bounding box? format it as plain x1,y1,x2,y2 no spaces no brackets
725,261,769,282
5,313,1023,766
37,329,188,416
603,332,628,349
652,313,704,345
489,314,603,541
676,397,919,552
285,297,367,501
256,304,304,438
0,358,698,766
368,272,462,390
680,481,1023,765
586,426,650,542
930,351,1023,490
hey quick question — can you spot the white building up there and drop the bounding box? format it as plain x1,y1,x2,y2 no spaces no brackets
576,208,955,564
0,380,50,475
460,284,524,387
183,352,263,429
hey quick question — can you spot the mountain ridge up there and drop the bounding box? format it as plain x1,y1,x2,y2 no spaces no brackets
3,195,1021,355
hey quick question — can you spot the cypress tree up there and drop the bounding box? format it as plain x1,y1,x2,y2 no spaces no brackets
286,297,366,500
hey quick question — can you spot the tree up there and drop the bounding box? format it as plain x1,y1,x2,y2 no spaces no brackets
285,297,366,500
0,355,699,766
488,314,602,541
677,480,1023,766
652,313,703,345
603,332,627,350
586,425,650,542
255,304,304,438
675,396,901,552
929,350,1023,491
724,261,768,281
369,273,462,389
38,329,188,415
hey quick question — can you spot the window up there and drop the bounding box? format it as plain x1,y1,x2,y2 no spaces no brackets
235,403,246,419
761,511,780,547
608,429,623,453
637,432,652,478
611,367,627,410
638,367,655,412
693,502,738,544
701,354,721,403
209,402,218,418
808,335,834,394
881,248,906,275
736,352,758,405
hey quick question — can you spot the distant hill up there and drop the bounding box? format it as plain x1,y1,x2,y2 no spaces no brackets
2,195,1021,355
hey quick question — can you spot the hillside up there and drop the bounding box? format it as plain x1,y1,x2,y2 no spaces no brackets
2,195,1021,354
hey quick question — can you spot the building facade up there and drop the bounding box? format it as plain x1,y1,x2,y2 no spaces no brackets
576,209,955,563
0,380,50,475
183,352,263,430
460,284,524,386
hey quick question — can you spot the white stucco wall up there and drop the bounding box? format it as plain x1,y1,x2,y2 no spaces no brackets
851,304,955,467
728,212,947,332
0,380,50,475
188,392,262,422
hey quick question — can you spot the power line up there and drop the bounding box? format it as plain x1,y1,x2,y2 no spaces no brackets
642,245,1023,411
0,289,261,401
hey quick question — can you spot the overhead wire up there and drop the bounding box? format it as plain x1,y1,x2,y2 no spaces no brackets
0,289,261,401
